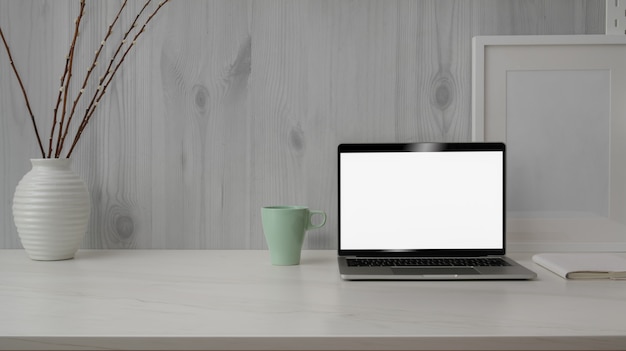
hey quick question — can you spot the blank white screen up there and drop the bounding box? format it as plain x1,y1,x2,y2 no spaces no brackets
340,151,503,250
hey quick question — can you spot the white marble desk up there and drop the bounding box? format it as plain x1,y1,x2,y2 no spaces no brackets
0,250,625,350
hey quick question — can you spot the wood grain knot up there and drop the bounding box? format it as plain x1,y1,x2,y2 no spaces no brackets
431,74,454,111
115,215,135,239
192,84,210,115
289,126,305,152
229,36,252,78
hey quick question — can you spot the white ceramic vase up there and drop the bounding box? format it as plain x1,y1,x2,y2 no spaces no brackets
12,158,90,261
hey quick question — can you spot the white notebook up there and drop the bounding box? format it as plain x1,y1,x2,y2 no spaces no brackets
532,253,626,280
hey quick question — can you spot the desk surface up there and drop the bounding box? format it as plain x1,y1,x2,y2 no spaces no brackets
0,250,625,350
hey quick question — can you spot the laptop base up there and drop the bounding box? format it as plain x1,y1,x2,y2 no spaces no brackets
338,256,536,280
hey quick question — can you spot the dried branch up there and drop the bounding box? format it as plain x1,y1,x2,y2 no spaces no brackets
0,27,45,157
1,0,170,158
52,0,86,158
101,0,152,87
69,0,153,148
67,0,170,158
50,0,85,157
50,42,74,157
57,0,129,157
50,64,71,156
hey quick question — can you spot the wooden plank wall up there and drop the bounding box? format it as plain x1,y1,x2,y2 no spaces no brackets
0,0,604,249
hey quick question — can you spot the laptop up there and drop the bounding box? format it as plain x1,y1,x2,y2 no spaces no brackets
337,142,536,280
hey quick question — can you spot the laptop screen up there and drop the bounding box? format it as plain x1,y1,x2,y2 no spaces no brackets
338,143,505,256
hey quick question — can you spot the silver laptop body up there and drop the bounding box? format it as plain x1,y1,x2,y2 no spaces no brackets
337,142,536,280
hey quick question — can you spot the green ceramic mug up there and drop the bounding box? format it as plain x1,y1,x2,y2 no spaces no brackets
261,206,327,265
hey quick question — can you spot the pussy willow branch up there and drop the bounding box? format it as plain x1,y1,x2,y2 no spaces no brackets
56,0,128,157
66,0,170,158
72,0,153,141
62,0,147,157
1,0,170,158
51,0,86,158
50,44,73,156
101,0,152,87
0,27,45,157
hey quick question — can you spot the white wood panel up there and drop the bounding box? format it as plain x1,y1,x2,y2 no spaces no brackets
0,0,605,249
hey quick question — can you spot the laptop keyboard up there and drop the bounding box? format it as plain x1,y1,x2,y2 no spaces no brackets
346,257,510,267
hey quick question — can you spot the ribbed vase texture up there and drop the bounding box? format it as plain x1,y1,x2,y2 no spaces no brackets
13,159,90,261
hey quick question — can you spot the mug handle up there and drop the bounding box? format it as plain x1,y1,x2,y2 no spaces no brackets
307,210,326,230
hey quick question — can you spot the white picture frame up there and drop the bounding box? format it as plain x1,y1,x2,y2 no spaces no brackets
472,35,626,251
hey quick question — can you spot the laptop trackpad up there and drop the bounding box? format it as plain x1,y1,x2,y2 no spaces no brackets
392,267,479,275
